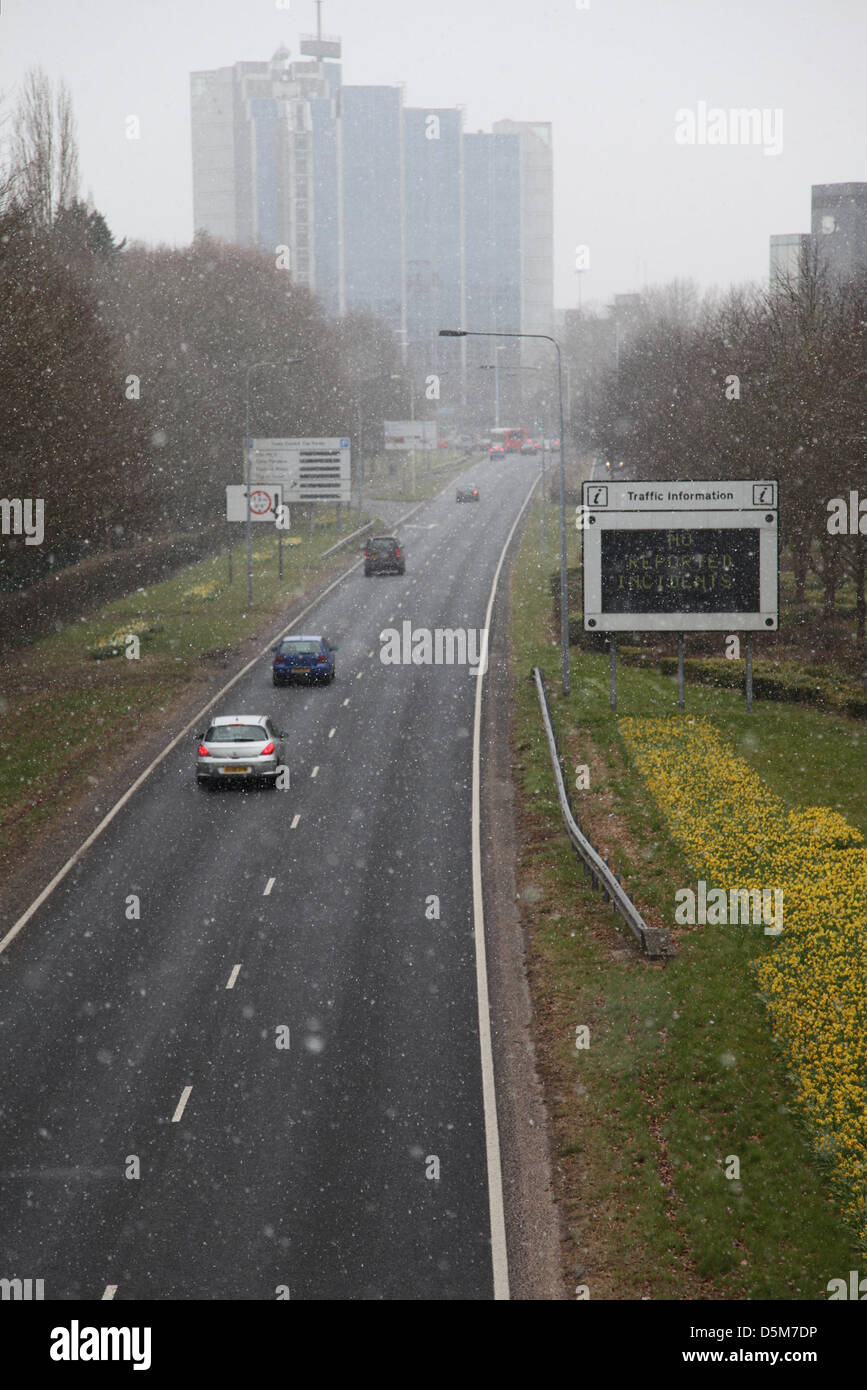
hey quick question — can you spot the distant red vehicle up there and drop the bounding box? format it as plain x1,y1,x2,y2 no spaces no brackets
490,427,529,453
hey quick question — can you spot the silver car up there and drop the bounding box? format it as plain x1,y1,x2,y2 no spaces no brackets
196,714,286,787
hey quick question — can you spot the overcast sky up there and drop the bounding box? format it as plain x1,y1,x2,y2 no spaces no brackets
1,0,864,312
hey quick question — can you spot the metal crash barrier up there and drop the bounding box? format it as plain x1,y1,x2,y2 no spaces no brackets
531,667,675,960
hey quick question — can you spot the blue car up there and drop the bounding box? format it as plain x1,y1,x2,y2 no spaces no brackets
272,634,337,686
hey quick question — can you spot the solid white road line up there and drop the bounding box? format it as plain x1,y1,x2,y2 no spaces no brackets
226,965,241,990
471,470,539,1303
290,813,301,829
171,1086,192,1124
263,877,275,896
102,1285,118,1300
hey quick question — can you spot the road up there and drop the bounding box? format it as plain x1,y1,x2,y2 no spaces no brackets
0,453,538,1301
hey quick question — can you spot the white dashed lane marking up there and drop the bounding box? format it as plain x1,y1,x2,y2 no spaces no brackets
102,1285,118,1301
311,766,319,778
328,728,336,739
226,965,242,989
171,1087,192,1124
291,813,301,829
263,877,275,896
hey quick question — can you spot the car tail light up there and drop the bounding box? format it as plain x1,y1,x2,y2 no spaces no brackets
364,549,370,558
261,741,275,755
394,546,401,558
198,745,210,756
316,654,328,665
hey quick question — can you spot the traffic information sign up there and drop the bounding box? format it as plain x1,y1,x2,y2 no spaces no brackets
582,480,779,632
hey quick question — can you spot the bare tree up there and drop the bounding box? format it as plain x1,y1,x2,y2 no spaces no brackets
11,68,79,228
0,90,19,211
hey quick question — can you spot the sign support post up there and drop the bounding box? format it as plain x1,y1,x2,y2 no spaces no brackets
677,633,685,709
541,446,547,556
745,632,753,712
245,439,253,606
610,634,618,711
226,484,283,594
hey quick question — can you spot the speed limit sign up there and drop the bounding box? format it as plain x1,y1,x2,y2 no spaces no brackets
225,485,283,521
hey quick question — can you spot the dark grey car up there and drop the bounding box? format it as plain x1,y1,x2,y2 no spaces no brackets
363,535,405,576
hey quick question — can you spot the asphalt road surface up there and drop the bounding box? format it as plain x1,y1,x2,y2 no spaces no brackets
0,452,539,1301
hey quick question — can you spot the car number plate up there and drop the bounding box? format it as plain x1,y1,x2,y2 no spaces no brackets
222,765,250,774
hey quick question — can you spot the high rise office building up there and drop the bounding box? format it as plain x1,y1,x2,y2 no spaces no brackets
812,183,867,285
339,85,405,336
769,184,867,291
461,122,554,423
769,233,811,290
462,130,523,420
190,28,554,419
190,46,340,295
491,120,554,347
403,106,464,386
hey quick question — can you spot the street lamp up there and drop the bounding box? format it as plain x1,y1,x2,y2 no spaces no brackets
243,359,299,605
441,328,571,695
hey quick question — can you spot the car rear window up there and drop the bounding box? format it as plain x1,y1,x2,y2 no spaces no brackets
371,539,397,553
278,640,320,654
205,725,265,743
